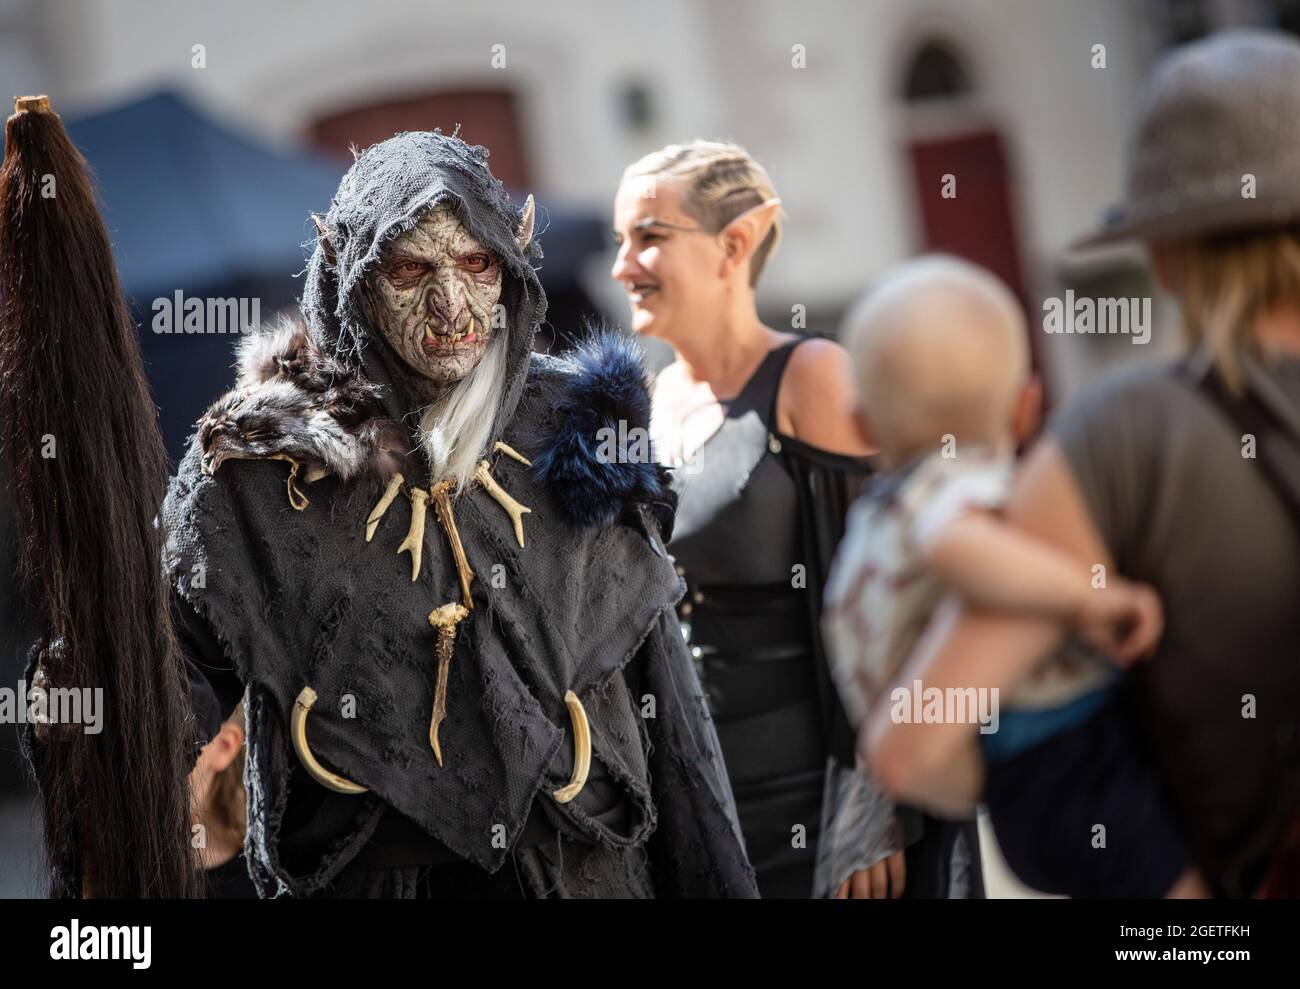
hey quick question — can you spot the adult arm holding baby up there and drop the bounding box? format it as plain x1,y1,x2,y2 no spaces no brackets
866,436,1209,898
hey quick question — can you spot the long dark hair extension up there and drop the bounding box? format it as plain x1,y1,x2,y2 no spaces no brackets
0,97,203,897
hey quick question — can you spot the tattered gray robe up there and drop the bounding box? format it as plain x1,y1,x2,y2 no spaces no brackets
163,131,756,898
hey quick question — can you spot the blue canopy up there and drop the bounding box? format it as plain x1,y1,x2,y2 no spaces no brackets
61,91,605,304
66,90,343,304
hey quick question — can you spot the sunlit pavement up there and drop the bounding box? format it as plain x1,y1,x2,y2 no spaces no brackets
979,808,1057,899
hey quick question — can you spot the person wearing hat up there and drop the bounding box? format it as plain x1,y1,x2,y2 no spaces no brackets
865,29,1300,898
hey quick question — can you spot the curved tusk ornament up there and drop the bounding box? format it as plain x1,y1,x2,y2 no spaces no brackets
291,687,368,794
552,690,591,804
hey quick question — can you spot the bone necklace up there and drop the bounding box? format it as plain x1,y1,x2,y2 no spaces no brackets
366,440,531,767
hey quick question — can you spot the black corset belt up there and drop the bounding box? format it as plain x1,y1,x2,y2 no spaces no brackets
679,581,819,723
679,581,812,659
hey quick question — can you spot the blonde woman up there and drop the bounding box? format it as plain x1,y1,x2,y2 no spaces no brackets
611,141,981,898
870,30,1300,899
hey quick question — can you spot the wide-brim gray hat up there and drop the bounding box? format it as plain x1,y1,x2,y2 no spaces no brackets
1074,29,1300,250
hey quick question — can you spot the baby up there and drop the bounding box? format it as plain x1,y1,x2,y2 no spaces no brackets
823,255,1197,897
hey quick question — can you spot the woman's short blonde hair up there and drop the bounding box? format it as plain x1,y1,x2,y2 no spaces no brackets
1166,226,1300,392
623,139,783,287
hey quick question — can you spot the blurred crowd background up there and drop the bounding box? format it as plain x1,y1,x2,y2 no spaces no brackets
3,0,1299,896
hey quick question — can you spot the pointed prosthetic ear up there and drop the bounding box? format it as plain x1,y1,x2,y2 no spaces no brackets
312,214,336,267
720,197,782,266
516,194,536,252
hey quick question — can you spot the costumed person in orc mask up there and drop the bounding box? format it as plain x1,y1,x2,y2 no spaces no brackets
3,96,757,898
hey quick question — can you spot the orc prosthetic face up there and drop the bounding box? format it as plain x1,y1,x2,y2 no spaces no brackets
366,205,503,385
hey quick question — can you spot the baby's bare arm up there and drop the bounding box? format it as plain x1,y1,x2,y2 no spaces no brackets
920,511,1092,622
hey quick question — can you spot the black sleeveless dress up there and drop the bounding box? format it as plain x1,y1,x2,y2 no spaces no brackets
663,339,986,900
665,339,829,897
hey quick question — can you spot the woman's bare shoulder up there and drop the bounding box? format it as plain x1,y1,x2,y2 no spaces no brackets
784,335,851,385
778,336,873,454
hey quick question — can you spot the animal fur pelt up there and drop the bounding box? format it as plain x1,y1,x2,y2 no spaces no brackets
530,330,675,534
198,320,410,485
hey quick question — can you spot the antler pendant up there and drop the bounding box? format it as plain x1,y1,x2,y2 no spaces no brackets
366,473,405,542
474,460,531,548
397,487,429,581
429,480,475,608
427,602,469,767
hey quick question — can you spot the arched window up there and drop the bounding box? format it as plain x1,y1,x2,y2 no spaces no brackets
901,40,973,103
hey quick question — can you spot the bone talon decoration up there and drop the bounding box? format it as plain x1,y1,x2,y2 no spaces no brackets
397,487,429,581
291,687,368,794
427,602,470,767
493,440,532,466
552,690,591,804
430,480,475,606
366,473,405,541
361,440,532,768
475,460,532,548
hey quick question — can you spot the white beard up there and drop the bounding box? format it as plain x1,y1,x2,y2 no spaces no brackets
417,329,510,492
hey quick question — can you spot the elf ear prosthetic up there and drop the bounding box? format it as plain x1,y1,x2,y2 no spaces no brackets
515,194,535,252
718,196,781,271
312,213,335,267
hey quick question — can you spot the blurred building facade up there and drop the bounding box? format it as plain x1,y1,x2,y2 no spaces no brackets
5,0,1285,389
7,0,1299,392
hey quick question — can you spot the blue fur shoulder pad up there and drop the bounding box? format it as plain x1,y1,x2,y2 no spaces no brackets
529,330,676,537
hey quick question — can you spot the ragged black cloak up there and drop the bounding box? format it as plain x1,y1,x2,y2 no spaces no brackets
162,131,757,898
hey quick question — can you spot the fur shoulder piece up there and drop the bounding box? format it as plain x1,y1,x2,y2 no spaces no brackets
530,331,675,533
197,320,409,489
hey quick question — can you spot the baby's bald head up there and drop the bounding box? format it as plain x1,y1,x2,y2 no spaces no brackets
842,256,1028,463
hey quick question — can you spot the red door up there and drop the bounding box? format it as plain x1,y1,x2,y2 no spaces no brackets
907,131,1041,377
